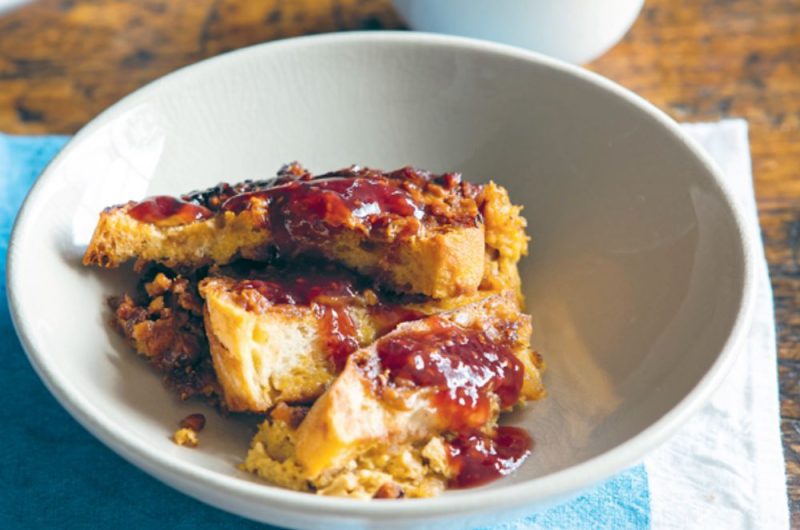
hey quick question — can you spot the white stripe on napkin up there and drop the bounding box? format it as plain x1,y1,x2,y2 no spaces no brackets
646,120,789,530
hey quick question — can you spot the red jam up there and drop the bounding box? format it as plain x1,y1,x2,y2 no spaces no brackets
230,262,424,371
128,164,482,240
446,427,532,488
129,196,213,226
375,320,524,431
317,305,360,372
221,175,425,255
233,274,359,306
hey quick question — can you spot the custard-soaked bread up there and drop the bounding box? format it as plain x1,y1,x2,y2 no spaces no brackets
287,293,544,480
243,405,452,498
199,261,504,412
241,294,544,497
82,164,527,298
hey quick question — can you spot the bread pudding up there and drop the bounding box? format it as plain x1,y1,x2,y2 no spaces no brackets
83,164,529,298
199,260,509,413
85,163,544,499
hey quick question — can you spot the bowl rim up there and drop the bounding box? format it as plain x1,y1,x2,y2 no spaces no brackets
7,30,758,520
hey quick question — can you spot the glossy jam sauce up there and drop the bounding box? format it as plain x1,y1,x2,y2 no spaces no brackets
446,426,532,489
317,305,360,372
221,174,426,254
128,196,213,226
375,320,524,431
233,273,360,306
129,164,482,236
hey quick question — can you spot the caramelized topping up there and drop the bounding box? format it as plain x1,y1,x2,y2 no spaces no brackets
233,273,360,306
447,427,532,489
182,180,277,211
127,164,483,238
375,320,524,431
109,269,222,407
128,196,213,226
222,174,427,254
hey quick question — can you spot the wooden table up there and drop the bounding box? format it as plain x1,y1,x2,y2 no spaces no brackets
2,0,797,524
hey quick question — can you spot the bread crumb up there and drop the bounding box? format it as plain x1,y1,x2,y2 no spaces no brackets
173,427,199,447
242,415,449,498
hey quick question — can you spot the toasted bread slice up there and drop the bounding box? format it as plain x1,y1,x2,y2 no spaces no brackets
198,261,504,412
83,164,490,298
293,293,545,479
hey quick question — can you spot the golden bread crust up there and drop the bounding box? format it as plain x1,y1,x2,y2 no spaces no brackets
82,203,271,269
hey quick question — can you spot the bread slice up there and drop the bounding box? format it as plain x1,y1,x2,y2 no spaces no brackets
293,292,545,479
83,164,489,298
198,261,502,412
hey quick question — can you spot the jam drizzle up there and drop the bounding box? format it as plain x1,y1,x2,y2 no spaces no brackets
128,164,482,243
222,174,426,255
446,426,532,489
375,319,524,431
317,305,360,372
233,273,360,306
368,317,533,488
128,196,213,226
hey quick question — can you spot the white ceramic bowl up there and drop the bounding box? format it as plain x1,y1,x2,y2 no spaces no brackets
7,33,755,529
392,0,644,64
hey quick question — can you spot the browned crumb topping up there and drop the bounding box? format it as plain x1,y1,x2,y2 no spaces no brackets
181,163,484,231
109,268,221,406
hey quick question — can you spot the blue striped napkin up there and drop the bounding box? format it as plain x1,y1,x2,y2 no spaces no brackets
0,121,785,529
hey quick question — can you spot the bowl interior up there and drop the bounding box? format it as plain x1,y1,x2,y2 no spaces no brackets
9,33,747,519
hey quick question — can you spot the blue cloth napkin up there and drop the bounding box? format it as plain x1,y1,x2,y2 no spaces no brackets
0,134,652,529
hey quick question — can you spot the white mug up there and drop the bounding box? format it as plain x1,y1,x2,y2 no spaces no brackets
392,0,645,64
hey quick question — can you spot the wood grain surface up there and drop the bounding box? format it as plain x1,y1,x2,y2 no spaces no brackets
1,0,798,524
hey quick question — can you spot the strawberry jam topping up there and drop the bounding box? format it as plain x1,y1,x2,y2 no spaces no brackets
368,317,533,488
221,172,426,255
233,273,359,306
128,196,213,226
375,319,524,431
446,427,532,488
127,164,481,240
317,305,361,372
